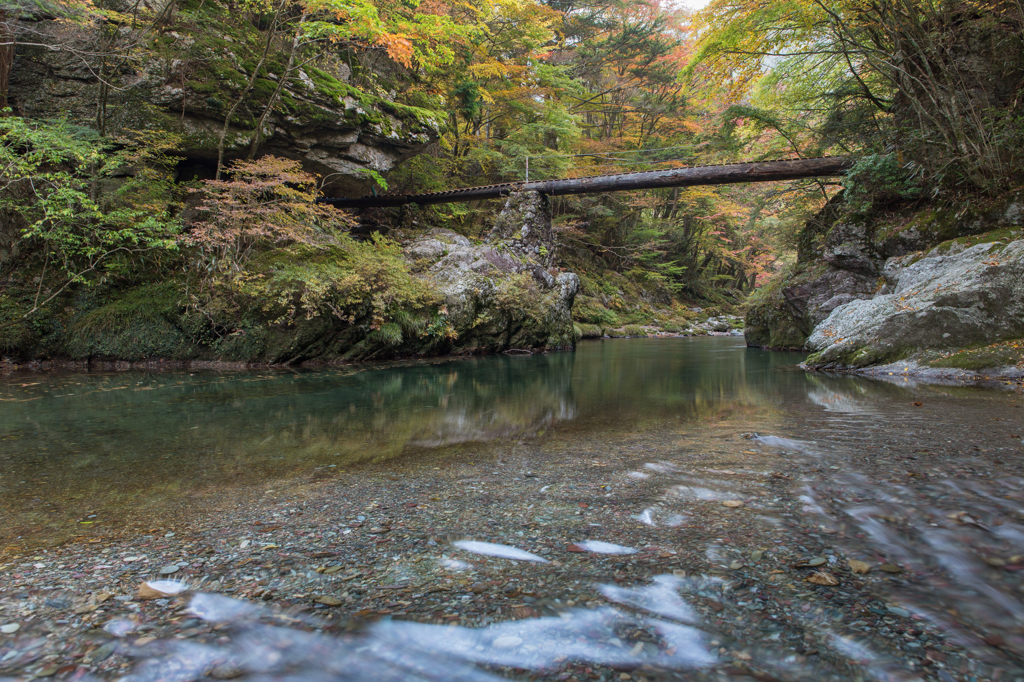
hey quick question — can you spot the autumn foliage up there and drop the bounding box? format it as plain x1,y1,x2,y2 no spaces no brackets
186,157,352,273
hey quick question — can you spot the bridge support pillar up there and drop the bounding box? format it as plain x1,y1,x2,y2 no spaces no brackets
487,191,555,268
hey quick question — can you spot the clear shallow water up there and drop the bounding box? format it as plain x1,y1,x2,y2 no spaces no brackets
0,338,804,547
3,338,1024,680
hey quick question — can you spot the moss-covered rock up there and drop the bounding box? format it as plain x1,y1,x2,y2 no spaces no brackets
805,237,1024,370
0,192,581,366
9,6,441,197
747,190,1024,357
404,192,580,354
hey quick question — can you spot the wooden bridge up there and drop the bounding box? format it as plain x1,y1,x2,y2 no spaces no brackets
319,156,853,209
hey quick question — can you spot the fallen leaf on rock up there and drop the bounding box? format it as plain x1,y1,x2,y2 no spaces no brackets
94,592,112,604
879,563,903,574
722,500,744,508
848,560,871,574
315,596,343,606
74,604,98,614
913,402,923,407
806,572,839,586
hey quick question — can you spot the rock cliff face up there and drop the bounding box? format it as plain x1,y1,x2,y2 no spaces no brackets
747,191,1024,378
9,16,439,196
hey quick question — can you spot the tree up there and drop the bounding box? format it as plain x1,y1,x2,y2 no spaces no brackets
691,0,1024,193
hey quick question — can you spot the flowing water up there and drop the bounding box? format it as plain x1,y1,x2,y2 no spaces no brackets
1,337,1023,681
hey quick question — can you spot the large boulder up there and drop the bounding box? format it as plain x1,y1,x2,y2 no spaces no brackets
405,192,579,353
805,238,1024,368
744,263,875,349
746,190,1024,355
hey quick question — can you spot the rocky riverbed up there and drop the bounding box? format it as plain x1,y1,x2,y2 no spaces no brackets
3,375,1023,681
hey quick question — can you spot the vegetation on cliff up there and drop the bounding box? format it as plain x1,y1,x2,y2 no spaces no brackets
1,0,1022,367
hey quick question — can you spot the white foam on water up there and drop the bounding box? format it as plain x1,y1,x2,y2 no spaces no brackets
452,540,549,563
573,540,637,554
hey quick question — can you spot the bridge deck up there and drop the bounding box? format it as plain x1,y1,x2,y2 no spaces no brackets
319,157,852,209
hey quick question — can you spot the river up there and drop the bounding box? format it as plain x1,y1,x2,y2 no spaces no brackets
0,337,1022,681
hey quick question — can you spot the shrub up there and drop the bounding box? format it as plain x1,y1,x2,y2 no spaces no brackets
842,153,922,214
0,118,181,327
185,156,355,274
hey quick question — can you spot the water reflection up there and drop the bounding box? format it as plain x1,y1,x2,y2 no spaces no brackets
2,338,1024,680
0,339,802,546
2,339,1017,549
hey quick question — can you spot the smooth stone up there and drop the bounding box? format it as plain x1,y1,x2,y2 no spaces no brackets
807,557,827,567
492,635,523,649
887,606,911,617
0,623,19,634
751,550,764,562
729,561,743,570
158,565,180,575
879,563,903,573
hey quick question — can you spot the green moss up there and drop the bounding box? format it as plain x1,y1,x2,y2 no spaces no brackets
623,324,648,337
64,283,195,361
0,294,35,352
191,81,221,95
251,78,277,100
924,338,1024,370
304,67,442,134
929,227,1024,256
743,264,815,349
807,342,915,369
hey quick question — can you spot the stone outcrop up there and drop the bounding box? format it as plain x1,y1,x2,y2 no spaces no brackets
744,263,876,350
404,191,579,353
8,17,439,196
747,187,1024,377
806,238,1024,370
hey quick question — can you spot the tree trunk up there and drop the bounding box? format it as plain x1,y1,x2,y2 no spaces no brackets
0,10,13,113
216,1,283,179
321,157,854,209
247,13,305,159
